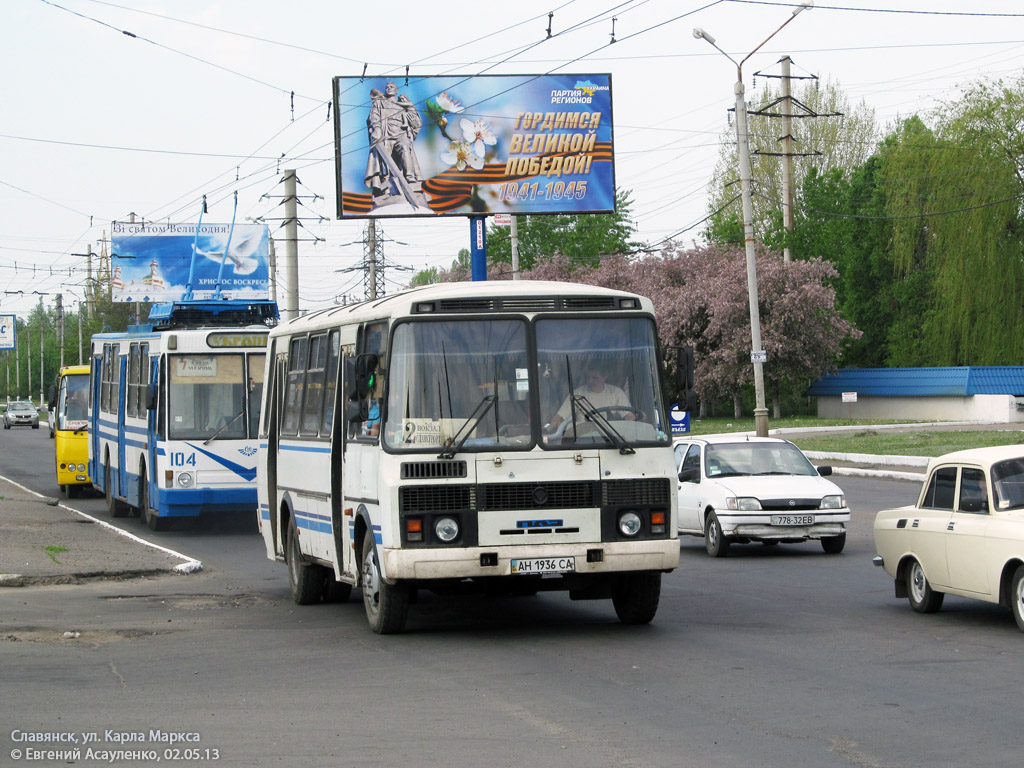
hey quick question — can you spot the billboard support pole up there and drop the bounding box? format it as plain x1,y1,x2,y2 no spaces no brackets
470,217,487,282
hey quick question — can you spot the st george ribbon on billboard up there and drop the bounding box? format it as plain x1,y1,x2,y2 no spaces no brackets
333,73,615,219
110,221,271,303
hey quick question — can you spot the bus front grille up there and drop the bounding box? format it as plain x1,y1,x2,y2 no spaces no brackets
399,485,474,513
601,478,671,506
478,481,595,511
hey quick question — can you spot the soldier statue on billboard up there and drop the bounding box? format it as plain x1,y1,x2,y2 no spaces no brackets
365,81,428,210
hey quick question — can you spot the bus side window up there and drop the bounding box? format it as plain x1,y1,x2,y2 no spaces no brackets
321,331,340,438
282,336,308,436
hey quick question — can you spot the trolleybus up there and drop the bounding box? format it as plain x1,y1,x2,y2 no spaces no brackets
90,299,277,529
257,281,680,633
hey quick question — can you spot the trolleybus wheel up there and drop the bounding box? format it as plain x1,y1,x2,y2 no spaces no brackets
139,466,164,531
105,461,129,518
361,529,408,634
286,516,324,605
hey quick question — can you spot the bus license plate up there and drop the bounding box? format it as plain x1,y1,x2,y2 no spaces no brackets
510,557,575,575
770,514,814,526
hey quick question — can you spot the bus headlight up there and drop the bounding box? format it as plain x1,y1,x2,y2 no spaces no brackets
618,512,642,537
176,472,194,488
76,464,87,473
434,516,460,543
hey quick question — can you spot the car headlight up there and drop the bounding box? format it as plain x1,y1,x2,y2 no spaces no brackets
820,494,845,509
434,516,460,543
726,497,762,511
618,511,642,537
176,472,194,488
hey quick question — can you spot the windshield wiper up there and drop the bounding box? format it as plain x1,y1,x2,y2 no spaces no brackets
438,395,497,460
204,410,245,445
572,395,636,455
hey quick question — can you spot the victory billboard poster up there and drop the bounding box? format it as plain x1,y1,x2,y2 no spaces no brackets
333,73,615,218
110,221,271,303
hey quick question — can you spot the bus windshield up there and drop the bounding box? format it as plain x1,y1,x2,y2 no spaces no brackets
59,373,90,431
384,319,532,451
168,353,263,440
382,316,669,452
536,316,668,448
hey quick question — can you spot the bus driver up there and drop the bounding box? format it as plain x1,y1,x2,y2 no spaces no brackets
547,363,636,433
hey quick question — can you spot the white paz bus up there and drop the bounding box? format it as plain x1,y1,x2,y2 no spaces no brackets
258,281,681,633
90,299,277,530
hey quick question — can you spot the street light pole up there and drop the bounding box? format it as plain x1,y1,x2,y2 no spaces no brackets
693,1,812,437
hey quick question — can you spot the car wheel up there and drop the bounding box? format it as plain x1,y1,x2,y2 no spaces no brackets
704,510,730,558
105,461,129,518
821,531,846,554
286,516,325,605
361,529,408,634
906,558,944,613
611,572,662,625
1010,565,1024,633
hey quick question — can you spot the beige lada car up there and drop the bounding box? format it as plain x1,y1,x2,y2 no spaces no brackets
873,445,1024,632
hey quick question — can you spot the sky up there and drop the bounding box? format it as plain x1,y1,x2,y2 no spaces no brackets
2,0,1023,322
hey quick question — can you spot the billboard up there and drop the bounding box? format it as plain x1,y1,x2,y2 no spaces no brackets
333,73,615,219
110,222,271,303
0,314,15,351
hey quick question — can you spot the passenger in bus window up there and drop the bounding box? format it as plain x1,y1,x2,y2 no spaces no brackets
362,399,381,438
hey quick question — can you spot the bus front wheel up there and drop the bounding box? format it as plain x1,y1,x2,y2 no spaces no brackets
611,572,662,625
361,529,409,634
286,517,324,605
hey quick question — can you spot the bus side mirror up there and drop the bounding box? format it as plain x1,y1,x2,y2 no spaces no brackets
47,384,57,411
347,353,379,422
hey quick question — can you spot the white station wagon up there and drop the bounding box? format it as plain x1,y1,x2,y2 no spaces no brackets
873,445,1024,632
675,435,850,557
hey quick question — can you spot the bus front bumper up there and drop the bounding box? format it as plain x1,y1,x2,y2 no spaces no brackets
381,538,679,581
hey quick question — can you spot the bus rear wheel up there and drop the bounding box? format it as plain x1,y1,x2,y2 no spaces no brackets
286,517,325,605
361,529,408,634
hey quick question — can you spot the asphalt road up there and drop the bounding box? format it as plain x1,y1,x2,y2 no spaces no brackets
3,426,1023,768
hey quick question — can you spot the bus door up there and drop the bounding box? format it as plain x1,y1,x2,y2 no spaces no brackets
89,357,102,485
266,351,286,556
116,351,128,498
147,355,160,512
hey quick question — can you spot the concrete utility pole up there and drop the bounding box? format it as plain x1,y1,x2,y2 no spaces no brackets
282,169,299,321
780,56,795,263
694,0,813,438
267,237,277,303
38,295,44,407
56,293,64,370
511,216,521,280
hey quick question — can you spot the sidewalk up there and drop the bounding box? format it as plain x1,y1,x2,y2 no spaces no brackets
0,474,201,588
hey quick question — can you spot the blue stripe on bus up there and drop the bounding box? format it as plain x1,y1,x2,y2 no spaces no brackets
279,443,332,454
348,520,382,544
295,509,332,534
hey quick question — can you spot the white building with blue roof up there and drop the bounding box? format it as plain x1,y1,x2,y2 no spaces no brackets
805,367,1024,422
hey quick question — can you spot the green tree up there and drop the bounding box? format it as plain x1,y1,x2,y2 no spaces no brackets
705,77,878,253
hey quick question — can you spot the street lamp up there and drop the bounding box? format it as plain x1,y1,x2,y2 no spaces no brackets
693,1,812,437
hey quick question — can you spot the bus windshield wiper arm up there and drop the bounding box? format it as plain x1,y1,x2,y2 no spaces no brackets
204,409,245,445
572,395,636,455
438,395,497,460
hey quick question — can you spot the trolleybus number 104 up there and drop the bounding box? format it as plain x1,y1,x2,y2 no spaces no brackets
169,452,197,467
